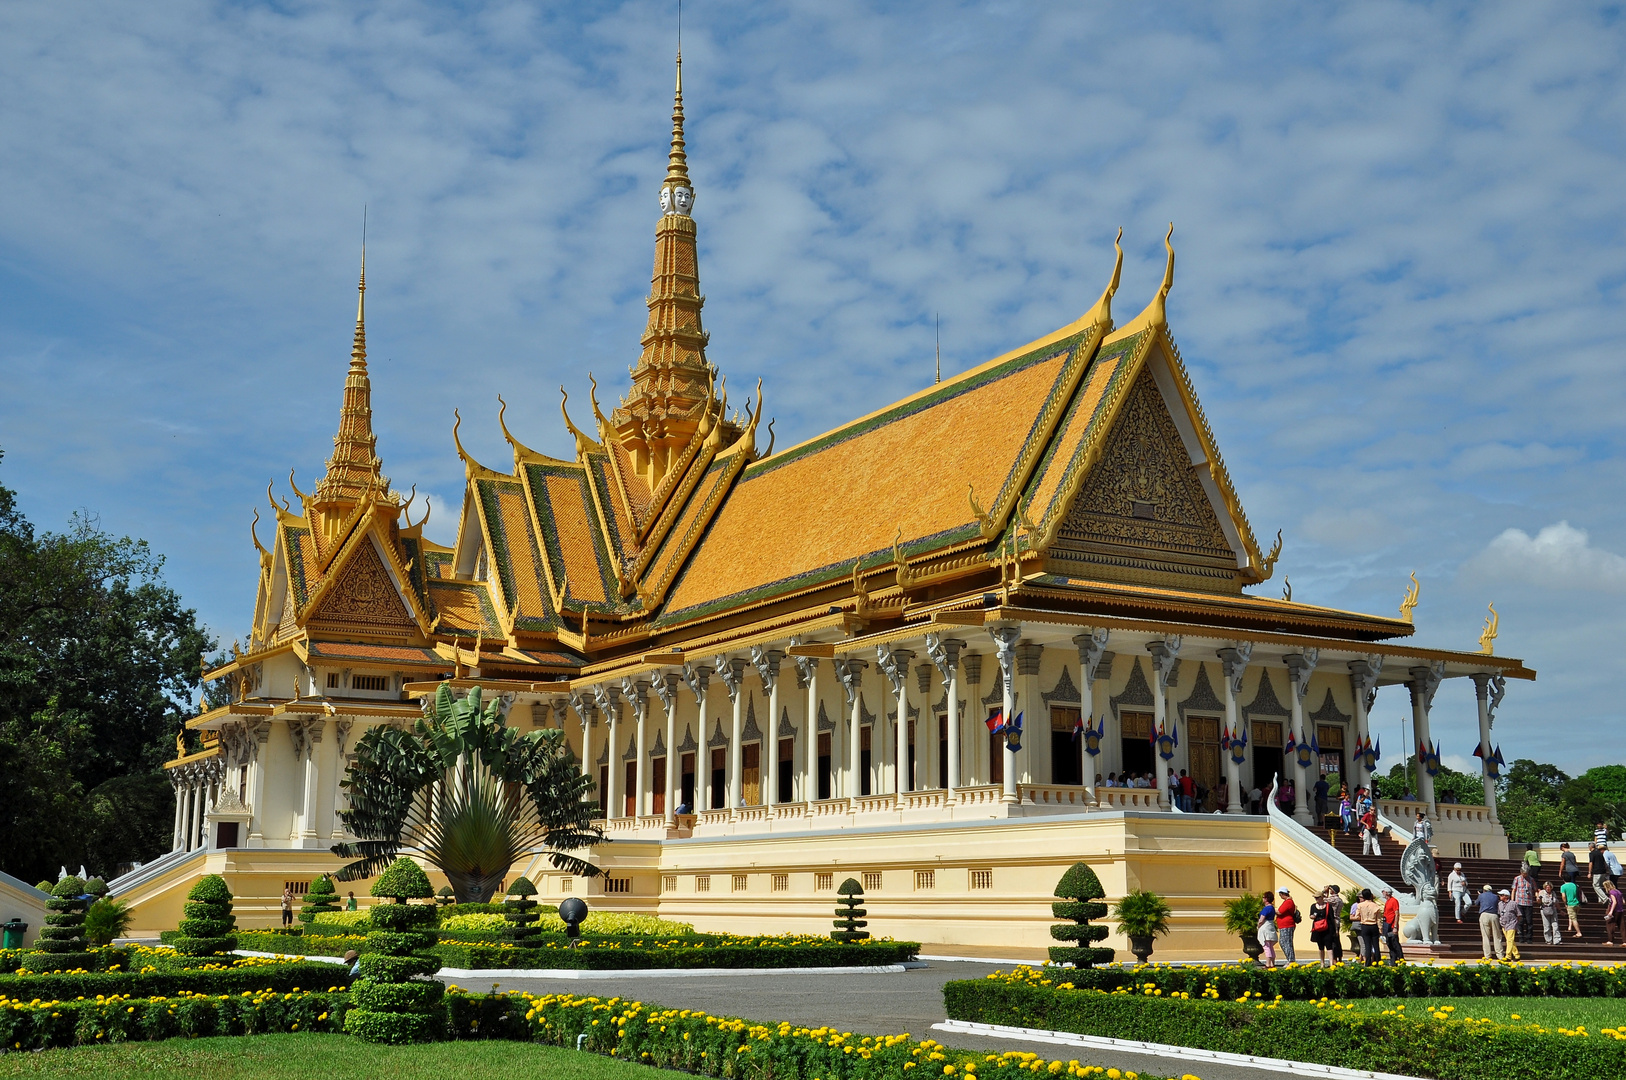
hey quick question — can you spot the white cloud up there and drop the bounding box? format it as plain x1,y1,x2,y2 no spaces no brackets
1465,521,1626,592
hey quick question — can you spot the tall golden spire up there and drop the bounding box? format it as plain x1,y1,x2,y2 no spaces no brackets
313,241,388,511
609,51,732,491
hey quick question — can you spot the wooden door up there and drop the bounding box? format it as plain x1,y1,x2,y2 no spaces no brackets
1051,706,1082,785
1188,715,1221,806
624,760,638,817
938,716,949,789
1120,710,1153,779
598,765,609,814
710,748,726,809
651,756,667,815
743,742,761,805
860,726,873,796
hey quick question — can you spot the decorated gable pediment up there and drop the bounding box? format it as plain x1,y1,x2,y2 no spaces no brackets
307,536,418,636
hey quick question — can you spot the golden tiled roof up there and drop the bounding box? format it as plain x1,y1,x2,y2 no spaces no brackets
426,580,501,636
522,462,614,608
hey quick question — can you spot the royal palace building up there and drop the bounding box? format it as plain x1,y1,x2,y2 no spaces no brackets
118,58,1533,956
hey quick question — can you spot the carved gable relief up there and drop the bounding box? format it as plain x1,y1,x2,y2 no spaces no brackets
310,539,416,634
1050,368,1239,588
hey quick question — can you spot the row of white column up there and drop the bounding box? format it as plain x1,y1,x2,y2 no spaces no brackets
171,778,216,852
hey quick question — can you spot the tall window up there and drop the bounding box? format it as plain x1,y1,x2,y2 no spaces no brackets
1050,706,1082,785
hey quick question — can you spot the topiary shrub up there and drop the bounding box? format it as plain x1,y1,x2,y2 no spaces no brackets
34,880,52,892
1049,861,1114,968
21,877,95,973
831,878,869,941
84,878,108,899
170,875,238,957
502,877,540,947
299,875,342,925
344,857,445,1044
436,886,456,907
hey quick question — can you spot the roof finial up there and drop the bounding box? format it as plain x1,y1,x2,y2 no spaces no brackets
352,207,367,370
660,46,694,215
935,313,941,384
1115,223,1176,337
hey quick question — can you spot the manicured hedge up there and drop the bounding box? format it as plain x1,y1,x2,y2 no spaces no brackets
0,960,349,1003
0,988,351,1049
943,977,1626,1080
1031,960,1626,1000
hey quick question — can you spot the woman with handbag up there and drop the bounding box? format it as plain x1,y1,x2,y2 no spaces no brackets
1309,885,1341,966
1257,892,1279,968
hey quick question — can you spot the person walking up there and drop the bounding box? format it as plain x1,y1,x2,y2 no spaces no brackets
1539,882,1562,945
346,891,357,912
1249,784,1263,815
1361,804,1382,856
1512,866,1536,944
1597,819,1611,848
1498,889,1521,962
1448,862,1469,923
1313,774,1330,824
1309,886,1341,966
1355,888,1382,964
1561,876,1583,940
1275,888,1299,964
280,886,294,928
1257,891,1279,968
1380,887,1404,962
1590,843,1611,903
1560,843,1581,902
1604,880,1625,946
1477,884,1503,960
1339,787,1354,834
1414,811,1434,846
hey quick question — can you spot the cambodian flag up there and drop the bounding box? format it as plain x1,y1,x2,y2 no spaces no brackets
986,709,1004,734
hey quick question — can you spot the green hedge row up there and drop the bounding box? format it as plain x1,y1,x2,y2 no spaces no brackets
0,947,131,975
1040,960,1626,1000
0,989,350,1049
0,960,349,1003
942,978,1626,1080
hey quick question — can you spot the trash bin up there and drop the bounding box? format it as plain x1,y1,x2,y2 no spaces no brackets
1,919,27,949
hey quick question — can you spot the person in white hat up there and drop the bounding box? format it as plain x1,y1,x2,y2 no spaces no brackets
1448,862,1468,923
1497,888,1521,962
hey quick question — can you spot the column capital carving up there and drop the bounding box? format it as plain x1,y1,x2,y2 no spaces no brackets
1146,637,1183,692
925,634,965,690
833,657,868,705
681,662,712,705
1284,649,1320,700
1408,661,1446,710
876,644,915,693
989,625,1021,692
1348,655,1383,703
568,693,596,728
623,677,650,719
713,656,748,702
593,683,622,719
1475,672,1508,726
1014,642,1043,677
652,673,680,714
1074,629,1110,685
1217,643,1253,694
750,646,786,691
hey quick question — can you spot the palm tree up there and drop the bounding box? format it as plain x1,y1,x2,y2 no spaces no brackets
333,682,603,902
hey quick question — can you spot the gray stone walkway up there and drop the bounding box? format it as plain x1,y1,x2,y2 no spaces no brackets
475,960,1402,1080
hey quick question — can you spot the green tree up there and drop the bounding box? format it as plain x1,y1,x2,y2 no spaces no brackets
0,452,213,883
333,683,603,902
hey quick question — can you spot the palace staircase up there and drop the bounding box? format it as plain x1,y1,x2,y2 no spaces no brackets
1320,823,1622,961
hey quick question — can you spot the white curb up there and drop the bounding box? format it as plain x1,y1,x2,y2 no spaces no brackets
440,964,909,980
931,1020,1421,1080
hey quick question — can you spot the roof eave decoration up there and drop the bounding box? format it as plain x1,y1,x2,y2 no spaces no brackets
1114,223,1175,340
452,409,508,482
498,395,575,470
560,386,604,458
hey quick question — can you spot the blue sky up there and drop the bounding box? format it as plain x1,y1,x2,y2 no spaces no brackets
3,2,1624,773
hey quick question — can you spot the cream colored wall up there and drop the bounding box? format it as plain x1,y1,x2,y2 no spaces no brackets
0,872,48,946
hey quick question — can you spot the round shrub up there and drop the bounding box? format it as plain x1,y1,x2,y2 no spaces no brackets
21,877,93,972
503,877,540,946
170,874,237,957
351,979,445,1011
372,858,432,903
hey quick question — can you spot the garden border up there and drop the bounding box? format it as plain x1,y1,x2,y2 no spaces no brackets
933,1020,1418,1080
437,962,915,979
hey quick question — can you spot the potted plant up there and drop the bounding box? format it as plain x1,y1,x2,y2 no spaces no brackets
1222,892,1265,963
1111,889,1173,963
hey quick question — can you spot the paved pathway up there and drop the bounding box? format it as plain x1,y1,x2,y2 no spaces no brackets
475,960,1392,1080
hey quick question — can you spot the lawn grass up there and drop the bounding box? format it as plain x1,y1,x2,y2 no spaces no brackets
1339,996,1626,1029
0,1032,685,1080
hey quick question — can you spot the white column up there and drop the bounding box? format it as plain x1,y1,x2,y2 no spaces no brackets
878,645,913,795
1285,652,1318,825
1472,673,1504,823
964,653,985,786
751,648,784,809
171,782,186,851
1348,658,1382,797
927,636,965,798
599,687,622,820
684,665,712,812
990,625,1021,804
836,658,868,800
1148,639,1182,810
628,679,649,818
247,728,269,845
1410,663,1443,816
714,657,745,812
798,656,820,803
570,697,595,802
916,663,938,789
300,722,322,840
1219,645,1253,814
1016,643,1043,785
654,676,678,825
1076,630,1110,800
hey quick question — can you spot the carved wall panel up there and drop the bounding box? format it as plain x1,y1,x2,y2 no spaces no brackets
310,540,416,632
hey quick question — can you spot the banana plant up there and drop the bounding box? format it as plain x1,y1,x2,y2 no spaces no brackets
332,682,603,902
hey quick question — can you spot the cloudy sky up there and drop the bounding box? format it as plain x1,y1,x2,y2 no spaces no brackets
3,1,1623,773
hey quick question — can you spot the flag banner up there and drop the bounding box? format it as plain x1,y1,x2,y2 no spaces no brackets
1155,723,1177,761
1472,742,1485,759
985,709,1004,734
1082,716,1103,756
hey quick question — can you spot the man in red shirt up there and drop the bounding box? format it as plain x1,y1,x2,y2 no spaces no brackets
1274,888,1299,963
1381,887,1403,962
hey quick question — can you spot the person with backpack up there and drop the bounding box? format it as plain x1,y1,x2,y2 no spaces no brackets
1275,889,1299,963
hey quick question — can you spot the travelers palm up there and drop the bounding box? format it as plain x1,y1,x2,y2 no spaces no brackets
333,682,602,902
